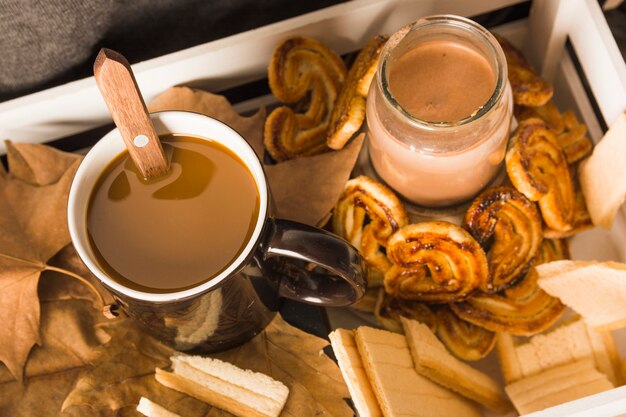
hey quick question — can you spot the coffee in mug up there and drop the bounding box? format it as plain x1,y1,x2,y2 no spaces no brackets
87,134,260,293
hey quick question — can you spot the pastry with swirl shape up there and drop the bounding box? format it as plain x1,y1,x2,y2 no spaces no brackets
327,36,386,150
374,289,438,333
543,173,593,238
516,102,593,165
451,239,567,336
384,221,489,303
494,34,553,107
333,176,409,287
264,36,347,161
464,186,543,293
506,117,576,232
436,305,496,361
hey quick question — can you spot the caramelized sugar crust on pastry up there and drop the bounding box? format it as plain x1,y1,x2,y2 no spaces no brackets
374,289,438,333
333,176,409,287
265,36,347,161
327,35,387,150
384,222,489,303
451,239,567,336
515,101,593,165
506,118,576,232
435,305,496,361
494,34,553,107
464,186,543,293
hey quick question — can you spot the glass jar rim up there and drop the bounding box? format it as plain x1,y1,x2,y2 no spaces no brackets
378,14,508,129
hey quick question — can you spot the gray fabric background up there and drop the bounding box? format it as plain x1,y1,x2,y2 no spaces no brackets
0,1,624,103
0,0,346,102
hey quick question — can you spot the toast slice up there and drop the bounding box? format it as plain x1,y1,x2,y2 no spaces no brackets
329,329,382,417
354,326,481,417
537,260,626,330
496,333,524,384
580,111,626,228
497,316,621,386
400,317,511,414
505,359,613,415
136,397,181,417
155,355,288,417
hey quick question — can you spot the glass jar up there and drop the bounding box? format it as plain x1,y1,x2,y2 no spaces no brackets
366,15,513,208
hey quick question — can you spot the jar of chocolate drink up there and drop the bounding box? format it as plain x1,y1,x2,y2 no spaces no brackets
366,15,513,208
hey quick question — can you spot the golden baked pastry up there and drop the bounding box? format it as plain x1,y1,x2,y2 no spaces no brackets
515,101,564,132
506,117,576,232
374,289,438,333
384,221,489,303
464,186,543,293
556,110,594,164
333,176,409,287
495,34,553,107
436,306,496,361
451,239,567,336
327,36,387,150
544,172,593,238
265,36,347,161
516,102,593,164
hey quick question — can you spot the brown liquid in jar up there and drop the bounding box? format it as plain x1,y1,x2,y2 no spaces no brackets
388,40,496,122
87,134,260,293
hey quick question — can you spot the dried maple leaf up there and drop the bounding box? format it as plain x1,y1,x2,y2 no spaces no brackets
148,86,267,160
0,142,104,381
62,315,352,417
148,87,365,227
62,318,210,417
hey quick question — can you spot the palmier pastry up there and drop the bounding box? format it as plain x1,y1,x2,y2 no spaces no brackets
436,305,496,361
555,110,593,164
374,289,438,333
333,176,408,287
450,239,567,336
384,221,489,303
265,36,347,161
464,186,543,293
494,34,553,107
506,117,576,232
327,36,387,150
544,172,593,238
516,102,593,164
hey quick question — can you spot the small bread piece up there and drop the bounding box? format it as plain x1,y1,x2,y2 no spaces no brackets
155,355,289,417
136,397,181,417
329,329,382,417
327,36,386,150
512,317,621,386
400,318,511,414
496,333,524,384
580,112,626,228
354,326,481,417
505,359,614,415
537,260,626,330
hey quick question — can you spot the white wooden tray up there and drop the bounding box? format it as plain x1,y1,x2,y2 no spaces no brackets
2,0,625,415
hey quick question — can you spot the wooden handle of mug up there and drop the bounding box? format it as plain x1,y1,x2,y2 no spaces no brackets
94,48,169,179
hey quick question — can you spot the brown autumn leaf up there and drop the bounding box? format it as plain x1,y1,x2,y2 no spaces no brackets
148,86,267,159
62,314,352,417
62,319,209,417
0,141,82,381
265,134,364,226
148,87,365,227
0,261,109,417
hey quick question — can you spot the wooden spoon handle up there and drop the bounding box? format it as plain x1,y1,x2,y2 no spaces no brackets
94,48,169,179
